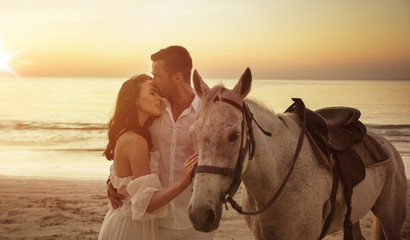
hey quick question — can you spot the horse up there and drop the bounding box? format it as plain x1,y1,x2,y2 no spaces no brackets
187,68,407,240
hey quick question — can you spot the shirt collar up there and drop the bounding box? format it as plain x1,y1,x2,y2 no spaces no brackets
164,94,201,115
191,94,201,112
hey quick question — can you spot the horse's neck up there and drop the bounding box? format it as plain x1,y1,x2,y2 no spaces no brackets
242,101,301,200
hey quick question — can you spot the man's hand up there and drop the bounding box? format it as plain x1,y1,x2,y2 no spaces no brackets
107,181,125,209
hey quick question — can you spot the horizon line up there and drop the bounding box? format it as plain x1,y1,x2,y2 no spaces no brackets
2,75,409,81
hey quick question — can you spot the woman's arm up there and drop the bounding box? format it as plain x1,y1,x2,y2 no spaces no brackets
127,134,198,213
145,154,198,213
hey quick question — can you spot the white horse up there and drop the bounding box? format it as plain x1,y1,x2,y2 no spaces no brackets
187,68,407,240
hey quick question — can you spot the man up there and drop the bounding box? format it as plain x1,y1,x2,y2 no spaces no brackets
107,46,213,240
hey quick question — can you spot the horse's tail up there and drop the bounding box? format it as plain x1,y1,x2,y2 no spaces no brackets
372,215,386,240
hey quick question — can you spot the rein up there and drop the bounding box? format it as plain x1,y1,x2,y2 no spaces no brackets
193,97,306,216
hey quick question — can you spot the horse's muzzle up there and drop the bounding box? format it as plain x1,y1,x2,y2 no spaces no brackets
188,202,222,232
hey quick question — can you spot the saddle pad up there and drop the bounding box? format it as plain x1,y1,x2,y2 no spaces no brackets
351,134,389,167
306,131,389,185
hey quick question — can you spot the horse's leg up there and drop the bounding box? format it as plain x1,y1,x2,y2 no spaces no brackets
368,134,407,240
372,216,386,240
371,203,405,240
370,172,406,240
352,221,365,240
370,171,406,240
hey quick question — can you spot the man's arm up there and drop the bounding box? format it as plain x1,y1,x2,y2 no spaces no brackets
107,174,125,209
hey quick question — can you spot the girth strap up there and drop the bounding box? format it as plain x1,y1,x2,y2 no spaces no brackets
319,163,339,239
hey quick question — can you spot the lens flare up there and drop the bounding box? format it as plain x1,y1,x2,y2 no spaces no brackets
0,41,20,76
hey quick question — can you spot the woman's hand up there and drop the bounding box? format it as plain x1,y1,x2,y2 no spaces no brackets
146,153,199,213
181,153,198,187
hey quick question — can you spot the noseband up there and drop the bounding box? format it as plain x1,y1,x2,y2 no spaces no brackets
193,97,306,216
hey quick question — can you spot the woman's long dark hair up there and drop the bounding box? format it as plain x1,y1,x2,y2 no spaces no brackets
103,74,152,161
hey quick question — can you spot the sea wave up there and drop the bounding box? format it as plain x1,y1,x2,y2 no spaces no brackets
366,124,410,129
1,120,409,131
367,124,410,138
0,120,409,140
41,148,105,152
0,120,106,131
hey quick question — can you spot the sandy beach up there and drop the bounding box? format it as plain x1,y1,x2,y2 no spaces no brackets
0,177,408,240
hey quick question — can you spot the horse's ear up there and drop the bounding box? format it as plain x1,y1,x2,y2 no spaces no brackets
233,67,252,99
193,69,210,99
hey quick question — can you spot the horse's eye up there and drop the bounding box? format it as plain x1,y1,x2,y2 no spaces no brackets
228,132,239,142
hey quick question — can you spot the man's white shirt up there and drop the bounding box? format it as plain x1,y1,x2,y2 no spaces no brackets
149,95,201,230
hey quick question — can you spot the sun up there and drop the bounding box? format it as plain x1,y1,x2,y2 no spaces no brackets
0,43,19,76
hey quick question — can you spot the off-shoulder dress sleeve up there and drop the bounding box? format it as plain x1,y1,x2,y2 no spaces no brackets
125,150,167,221
126,174,167,220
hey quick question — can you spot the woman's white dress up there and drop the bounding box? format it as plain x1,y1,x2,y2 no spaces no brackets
98,151,168,240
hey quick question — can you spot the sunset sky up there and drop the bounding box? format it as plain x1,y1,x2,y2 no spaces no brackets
0,0,409,79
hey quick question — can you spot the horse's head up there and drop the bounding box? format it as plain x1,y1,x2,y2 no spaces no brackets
188,68,252,232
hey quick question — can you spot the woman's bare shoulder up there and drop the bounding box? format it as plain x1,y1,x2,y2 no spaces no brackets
118,132,148,149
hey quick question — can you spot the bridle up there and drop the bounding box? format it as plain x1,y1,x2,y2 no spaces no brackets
193,97,306,216
193,96,260,212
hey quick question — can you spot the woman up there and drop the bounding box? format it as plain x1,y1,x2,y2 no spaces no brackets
98,74,198,240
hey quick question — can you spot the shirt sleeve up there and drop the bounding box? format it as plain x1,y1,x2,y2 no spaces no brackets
126,173,168,221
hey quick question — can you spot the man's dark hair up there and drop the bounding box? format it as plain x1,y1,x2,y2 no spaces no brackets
151,45,193,83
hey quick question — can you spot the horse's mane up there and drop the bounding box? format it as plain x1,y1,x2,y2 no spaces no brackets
245,98,276,116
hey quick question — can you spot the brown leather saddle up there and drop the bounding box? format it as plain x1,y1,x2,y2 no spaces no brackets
287,102,388,240
305,106,388,186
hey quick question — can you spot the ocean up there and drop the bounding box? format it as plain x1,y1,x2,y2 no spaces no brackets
0,77,409,180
